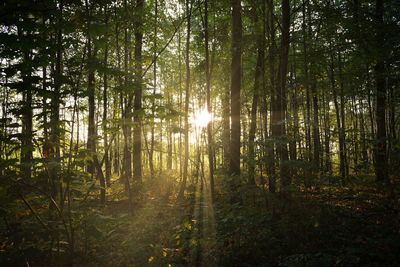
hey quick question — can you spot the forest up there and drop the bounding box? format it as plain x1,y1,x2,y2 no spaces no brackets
0,0,399,266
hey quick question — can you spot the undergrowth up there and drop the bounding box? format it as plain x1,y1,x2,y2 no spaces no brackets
213,175,400,266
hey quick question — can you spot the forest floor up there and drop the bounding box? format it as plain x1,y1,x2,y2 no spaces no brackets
2,174,400,266
213,177,400,266
71,174,400,267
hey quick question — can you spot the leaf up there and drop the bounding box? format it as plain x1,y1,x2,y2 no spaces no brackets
148,256,155,263
144,93,163,101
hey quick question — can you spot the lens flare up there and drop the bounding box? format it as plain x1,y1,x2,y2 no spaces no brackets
192,108,212,127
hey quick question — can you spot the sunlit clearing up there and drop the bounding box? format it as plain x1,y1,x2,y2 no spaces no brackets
192,108,212,127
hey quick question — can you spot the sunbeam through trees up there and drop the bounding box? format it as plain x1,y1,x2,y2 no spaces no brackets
0,0,400,266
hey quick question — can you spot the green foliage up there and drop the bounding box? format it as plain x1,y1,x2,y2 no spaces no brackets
213,175,400,266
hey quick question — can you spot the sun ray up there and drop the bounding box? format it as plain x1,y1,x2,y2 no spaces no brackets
192,108,212,128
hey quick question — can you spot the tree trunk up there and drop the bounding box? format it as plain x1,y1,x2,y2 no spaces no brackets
302,0,312,171
338,52,348,179
103,6,111,187
178,0,192,200
311,82,321,176
229,0,242,176
266,0,276,192
374,0,388,183
133,0,144,183
289,60,298,162
149,0,158,178
204,0,215,199
21,52,33,180
86,0,96,177
248,49,263,185
49,0,63,204
122,0,133,211
87,41,96,175
248,3,264,184
329,45,346,181
276,0,290,189
323,92,331,174
222,84,230,170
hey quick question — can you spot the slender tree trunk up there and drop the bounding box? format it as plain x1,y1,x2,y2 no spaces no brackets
178,20,183,180
42,60,49,158
103,6,111,187
21,51,33,180
374,0,388,183
87,43,96,175
332,74,345,180
50,0,63,204
86,0,96,177
359,99,368,169
338,52,348,178
351,96,358,172
266,0,276,192
167,98,173,170
149,0,157,178
311,82,321,176
133,0,144,183
302,0,312,170
276,0,290,189
248,4,264,184
222,84,230,170
229,0,242,176
159,119,163,172
248,50,263,185
178,0,192,200
122,0,133,210
388,82,396,172
114,8,122,177
289,60,298,162
389,83,396,142
306,0,320,178
323,92,331,174
329,44,346,181
204,0,215,199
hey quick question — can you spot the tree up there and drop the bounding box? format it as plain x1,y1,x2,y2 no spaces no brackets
133,0,144,183
374,0,388,183
270,0,290,189
204,0,215,199
248,0,265,185
178,0,192,200
229,0,242,176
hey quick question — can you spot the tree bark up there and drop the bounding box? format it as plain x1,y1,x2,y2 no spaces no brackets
204,0,215,199
229,0,242,176
149,0,157,178
374,0,388,183
266,0,276,192
311,82,321,176
248,2,264,185
86,0,96,177
103,5,111,187
338,51,348,179
178,0,192,200
49,0,63,204
133,0,144,183
21,52,33,180
273,0,290,189
122,0,133,211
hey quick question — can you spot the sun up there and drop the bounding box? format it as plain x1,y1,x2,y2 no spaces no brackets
192,108,212,128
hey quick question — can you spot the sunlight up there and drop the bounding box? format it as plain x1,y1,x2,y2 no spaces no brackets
192,108,212,128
